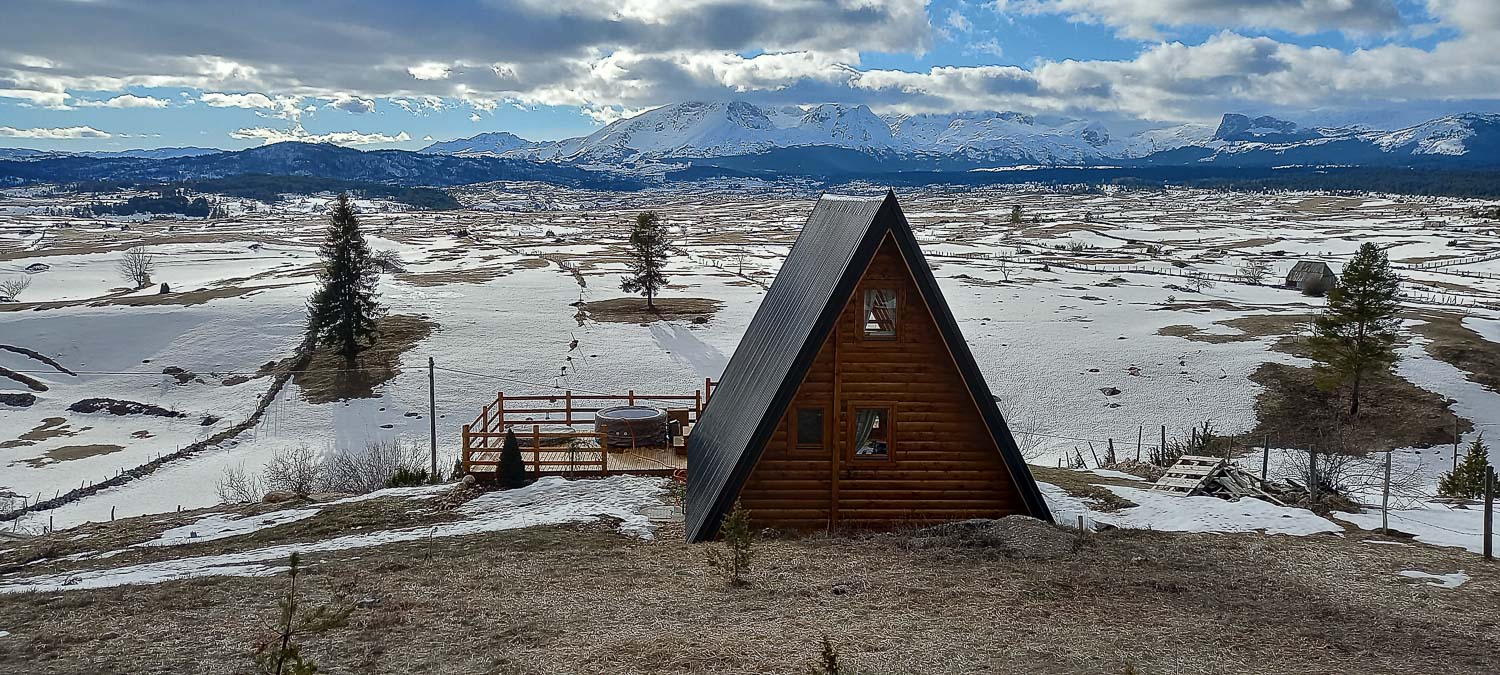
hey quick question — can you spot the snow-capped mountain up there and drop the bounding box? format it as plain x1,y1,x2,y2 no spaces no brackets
1193,113,1500,165
513,101,899,163
417,131,538,156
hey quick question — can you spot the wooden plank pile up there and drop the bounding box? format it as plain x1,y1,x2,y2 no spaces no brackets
1151,455,1289,506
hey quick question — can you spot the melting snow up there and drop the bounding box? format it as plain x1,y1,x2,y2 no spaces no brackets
0,476,668,593
1040,481,1342,535
1397,570,1469,588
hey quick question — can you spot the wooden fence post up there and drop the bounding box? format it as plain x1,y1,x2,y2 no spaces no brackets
532,424,542,476
1308,447,1318,504
461,424,471,474
1260,435,1270,482
564,390,573,426
1136,426,1143,461
1381,451,1391,536
1484,466,1494,561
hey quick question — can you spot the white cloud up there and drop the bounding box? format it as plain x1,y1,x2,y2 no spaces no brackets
1020,0,1403,40
324,95,376,113
469,112,481,122
75,94,171,109
946,10,973,33
229,125,411,146
407,63,452,80
200,92,306,121
968,38,1005,57
0,125,110,139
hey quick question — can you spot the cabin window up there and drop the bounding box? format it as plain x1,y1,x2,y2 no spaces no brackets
863,289,898,338
795,407,825,448
851,407,891,458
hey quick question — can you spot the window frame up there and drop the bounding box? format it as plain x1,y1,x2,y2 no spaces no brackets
791,404,829,452
860,286,902,341
845,402,896,462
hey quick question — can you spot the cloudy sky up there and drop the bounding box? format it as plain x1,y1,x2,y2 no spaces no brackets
2,0,1498,151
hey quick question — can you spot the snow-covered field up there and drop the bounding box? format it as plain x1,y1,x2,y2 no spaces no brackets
2,183,1498,551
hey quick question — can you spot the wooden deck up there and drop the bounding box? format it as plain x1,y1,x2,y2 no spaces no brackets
461,383,713,479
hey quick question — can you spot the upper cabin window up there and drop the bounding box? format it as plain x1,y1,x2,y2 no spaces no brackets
795,407,825,448
863,289,898,338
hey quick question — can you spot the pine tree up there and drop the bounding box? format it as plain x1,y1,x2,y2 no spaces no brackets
620,211,670,310
1438,434,1491,499
1010,204,1022,225
307,193,384,367
498,429,531,489
1306,242,1401,417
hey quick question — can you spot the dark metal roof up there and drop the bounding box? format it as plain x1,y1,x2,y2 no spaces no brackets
685,190,1053,542
1287,260,1335,279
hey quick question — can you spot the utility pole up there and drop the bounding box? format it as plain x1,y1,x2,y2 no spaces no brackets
1380,451,1391,536
428,356,438,483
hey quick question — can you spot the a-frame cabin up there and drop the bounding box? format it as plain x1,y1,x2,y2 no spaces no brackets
686,191,1051,542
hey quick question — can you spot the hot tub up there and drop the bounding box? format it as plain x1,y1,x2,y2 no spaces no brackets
594,405,669,448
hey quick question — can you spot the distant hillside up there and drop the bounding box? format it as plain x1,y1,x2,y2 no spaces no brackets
0,141,641,190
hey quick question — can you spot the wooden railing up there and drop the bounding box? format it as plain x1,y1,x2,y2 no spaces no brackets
461,379,715,477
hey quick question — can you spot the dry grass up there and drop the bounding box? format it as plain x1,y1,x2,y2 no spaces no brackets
1246,362,1470,451
397,266,512,287
1030,466,1139,511
1409,310,1500,394
292,314,437,404
1156,313,1314,344
583,297,725,325
19,443,123,468
0,506,1494,674
1,417,85,449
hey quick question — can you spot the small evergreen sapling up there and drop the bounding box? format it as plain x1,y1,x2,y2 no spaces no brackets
498,428,532,489
807,635,841,675
1439,434,1491,499
252,552,353,675
707,500,753,586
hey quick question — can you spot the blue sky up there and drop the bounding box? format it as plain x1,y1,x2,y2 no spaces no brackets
1,0,1496,151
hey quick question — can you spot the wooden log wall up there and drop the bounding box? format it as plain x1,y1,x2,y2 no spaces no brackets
738,233,1027,530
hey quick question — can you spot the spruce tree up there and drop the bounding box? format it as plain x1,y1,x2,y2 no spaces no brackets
620,211,670,310
1438,434,1491,499
307,193,383,366
497,429,531,489
1306,242,1401,417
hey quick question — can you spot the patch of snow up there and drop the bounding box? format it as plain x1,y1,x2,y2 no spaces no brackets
0,476,667,593
1397,569,1469,588
1087,469,1146,481
1039,480,1342,536
1334,503,1494,553
136,508,322,547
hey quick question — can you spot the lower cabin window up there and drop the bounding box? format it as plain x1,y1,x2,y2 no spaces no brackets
795,407,825,448
852,407,890,457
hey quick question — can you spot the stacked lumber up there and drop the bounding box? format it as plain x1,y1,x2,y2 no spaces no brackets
1151,455,1289,506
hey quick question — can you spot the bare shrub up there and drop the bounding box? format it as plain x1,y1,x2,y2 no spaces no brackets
1236,259,1272,285
0,275,32,301
216,464,265,503
1184,273,1216,293
119,245,156,289
323,439,427,493
263,445,324,496
996,396,1047,460
371,249,405,273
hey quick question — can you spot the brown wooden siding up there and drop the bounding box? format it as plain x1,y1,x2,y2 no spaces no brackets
738,233,1026,531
